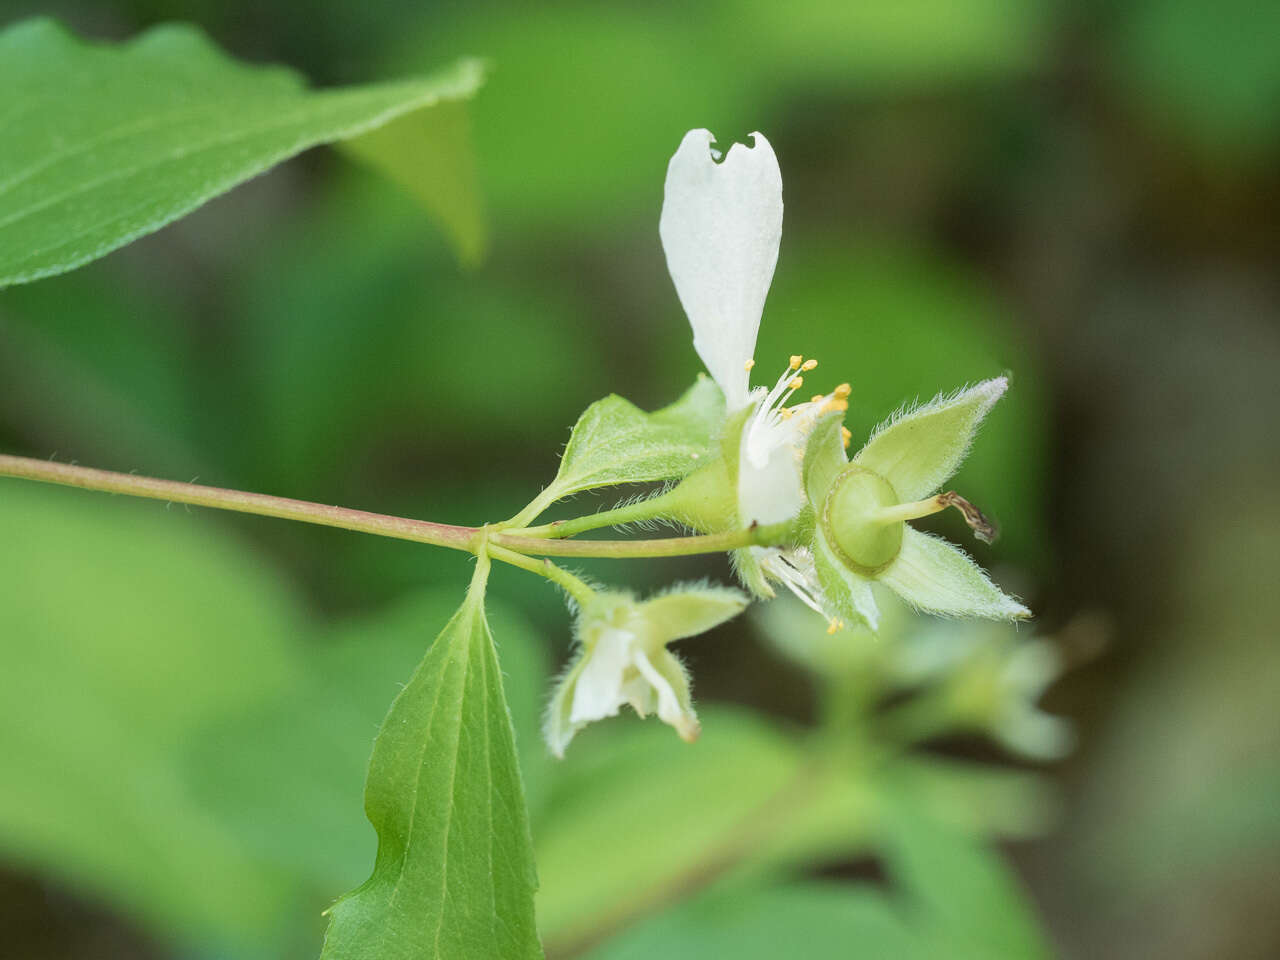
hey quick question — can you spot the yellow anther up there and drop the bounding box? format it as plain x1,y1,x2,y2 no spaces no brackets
789,376,804,390
834,382,851,398
801,358,818,371
811,394,824,404
779,407,795,419
744,358,756,371
789,355,803,369
826,618,840,635
841,426,852,448
821,399,850,416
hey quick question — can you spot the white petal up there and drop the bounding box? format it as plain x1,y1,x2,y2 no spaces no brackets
738,415,806,526
568,627,633,725
660,129,783,410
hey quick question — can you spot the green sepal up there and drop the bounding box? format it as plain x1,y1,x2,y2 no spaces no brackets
641,584,752,639
549,375,725,499
854,378,1007,502
803,411,849,507
730,547,775,600
662,399,753,533
813,524,880,630
880,527,1029,621
321,558,542,959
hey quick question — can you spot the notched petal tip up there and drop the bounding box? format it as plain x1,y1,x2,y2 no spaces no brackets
661,127,783,411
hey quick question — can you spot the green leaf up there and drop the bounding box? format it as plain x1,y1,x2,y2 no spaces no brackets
881,528,1029,620
340,98,486,265
184,588,550,897
321,556,542,960
0,18,485,288
854,378,1008,503
551,376,725,498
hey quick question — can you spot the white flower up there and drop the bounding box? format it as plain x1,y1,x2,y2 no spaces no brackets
660,129,850,619
544,585,748,757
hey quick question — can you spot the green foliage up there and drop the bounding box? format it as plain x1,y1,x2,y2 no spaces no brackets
0,484,305,956
550,376,726,498
321,556,542,960
0,18,485,288
1112,0,1280,158
185,590,549,898
581,801,1052,960
532,709,803,952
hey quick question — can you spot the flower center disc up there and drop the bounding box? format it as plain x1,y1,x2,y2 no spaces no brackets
823,464,903,576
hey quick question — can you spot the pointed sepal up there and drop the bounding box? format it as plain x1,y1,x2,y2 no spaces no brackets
854,378,1007,502
880,527,1029,620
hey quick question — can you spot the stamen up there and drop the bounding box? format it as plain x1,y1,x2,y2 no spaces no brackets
826,618,839,635
834,383,851,398
744,358,756,371
788,376,804,391
811,394,824,403
801,359,818,371
841,426,852,448
789,355,803,369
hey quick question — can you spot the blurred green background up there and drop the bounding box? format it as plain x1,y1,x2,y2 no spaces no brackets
1,0,1278,957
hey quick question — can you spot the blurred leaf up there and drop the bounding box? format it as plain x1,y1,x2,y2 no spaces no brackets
232,173,605,495
396,3,746,225
879,801,1052,959
725,0,1050,91
1112,0,1280,158
586,792,1052,959
0,18,485,288
551,377,725,498
584,879,928,960
533,708,804,952
341,98,487,264
0,482,306,956
0,264,203,473
321,561,542,960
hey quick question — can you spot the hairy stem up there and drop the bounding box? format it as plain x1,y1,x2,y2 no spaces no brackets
518,490,676,539
0,454,477,552
491,522,791,559
486,543,595,606
0,454,791,560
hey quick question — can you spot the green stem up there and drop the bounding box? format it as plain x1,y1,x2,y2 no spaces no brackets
518,490,676,539
1,453,793,562
503,485,563,530
491,521,791,559
486,543,595,606
0,453,477,552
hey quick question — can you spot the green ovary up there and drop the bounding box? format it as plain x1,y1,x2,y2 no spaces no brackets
823,464,903,576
